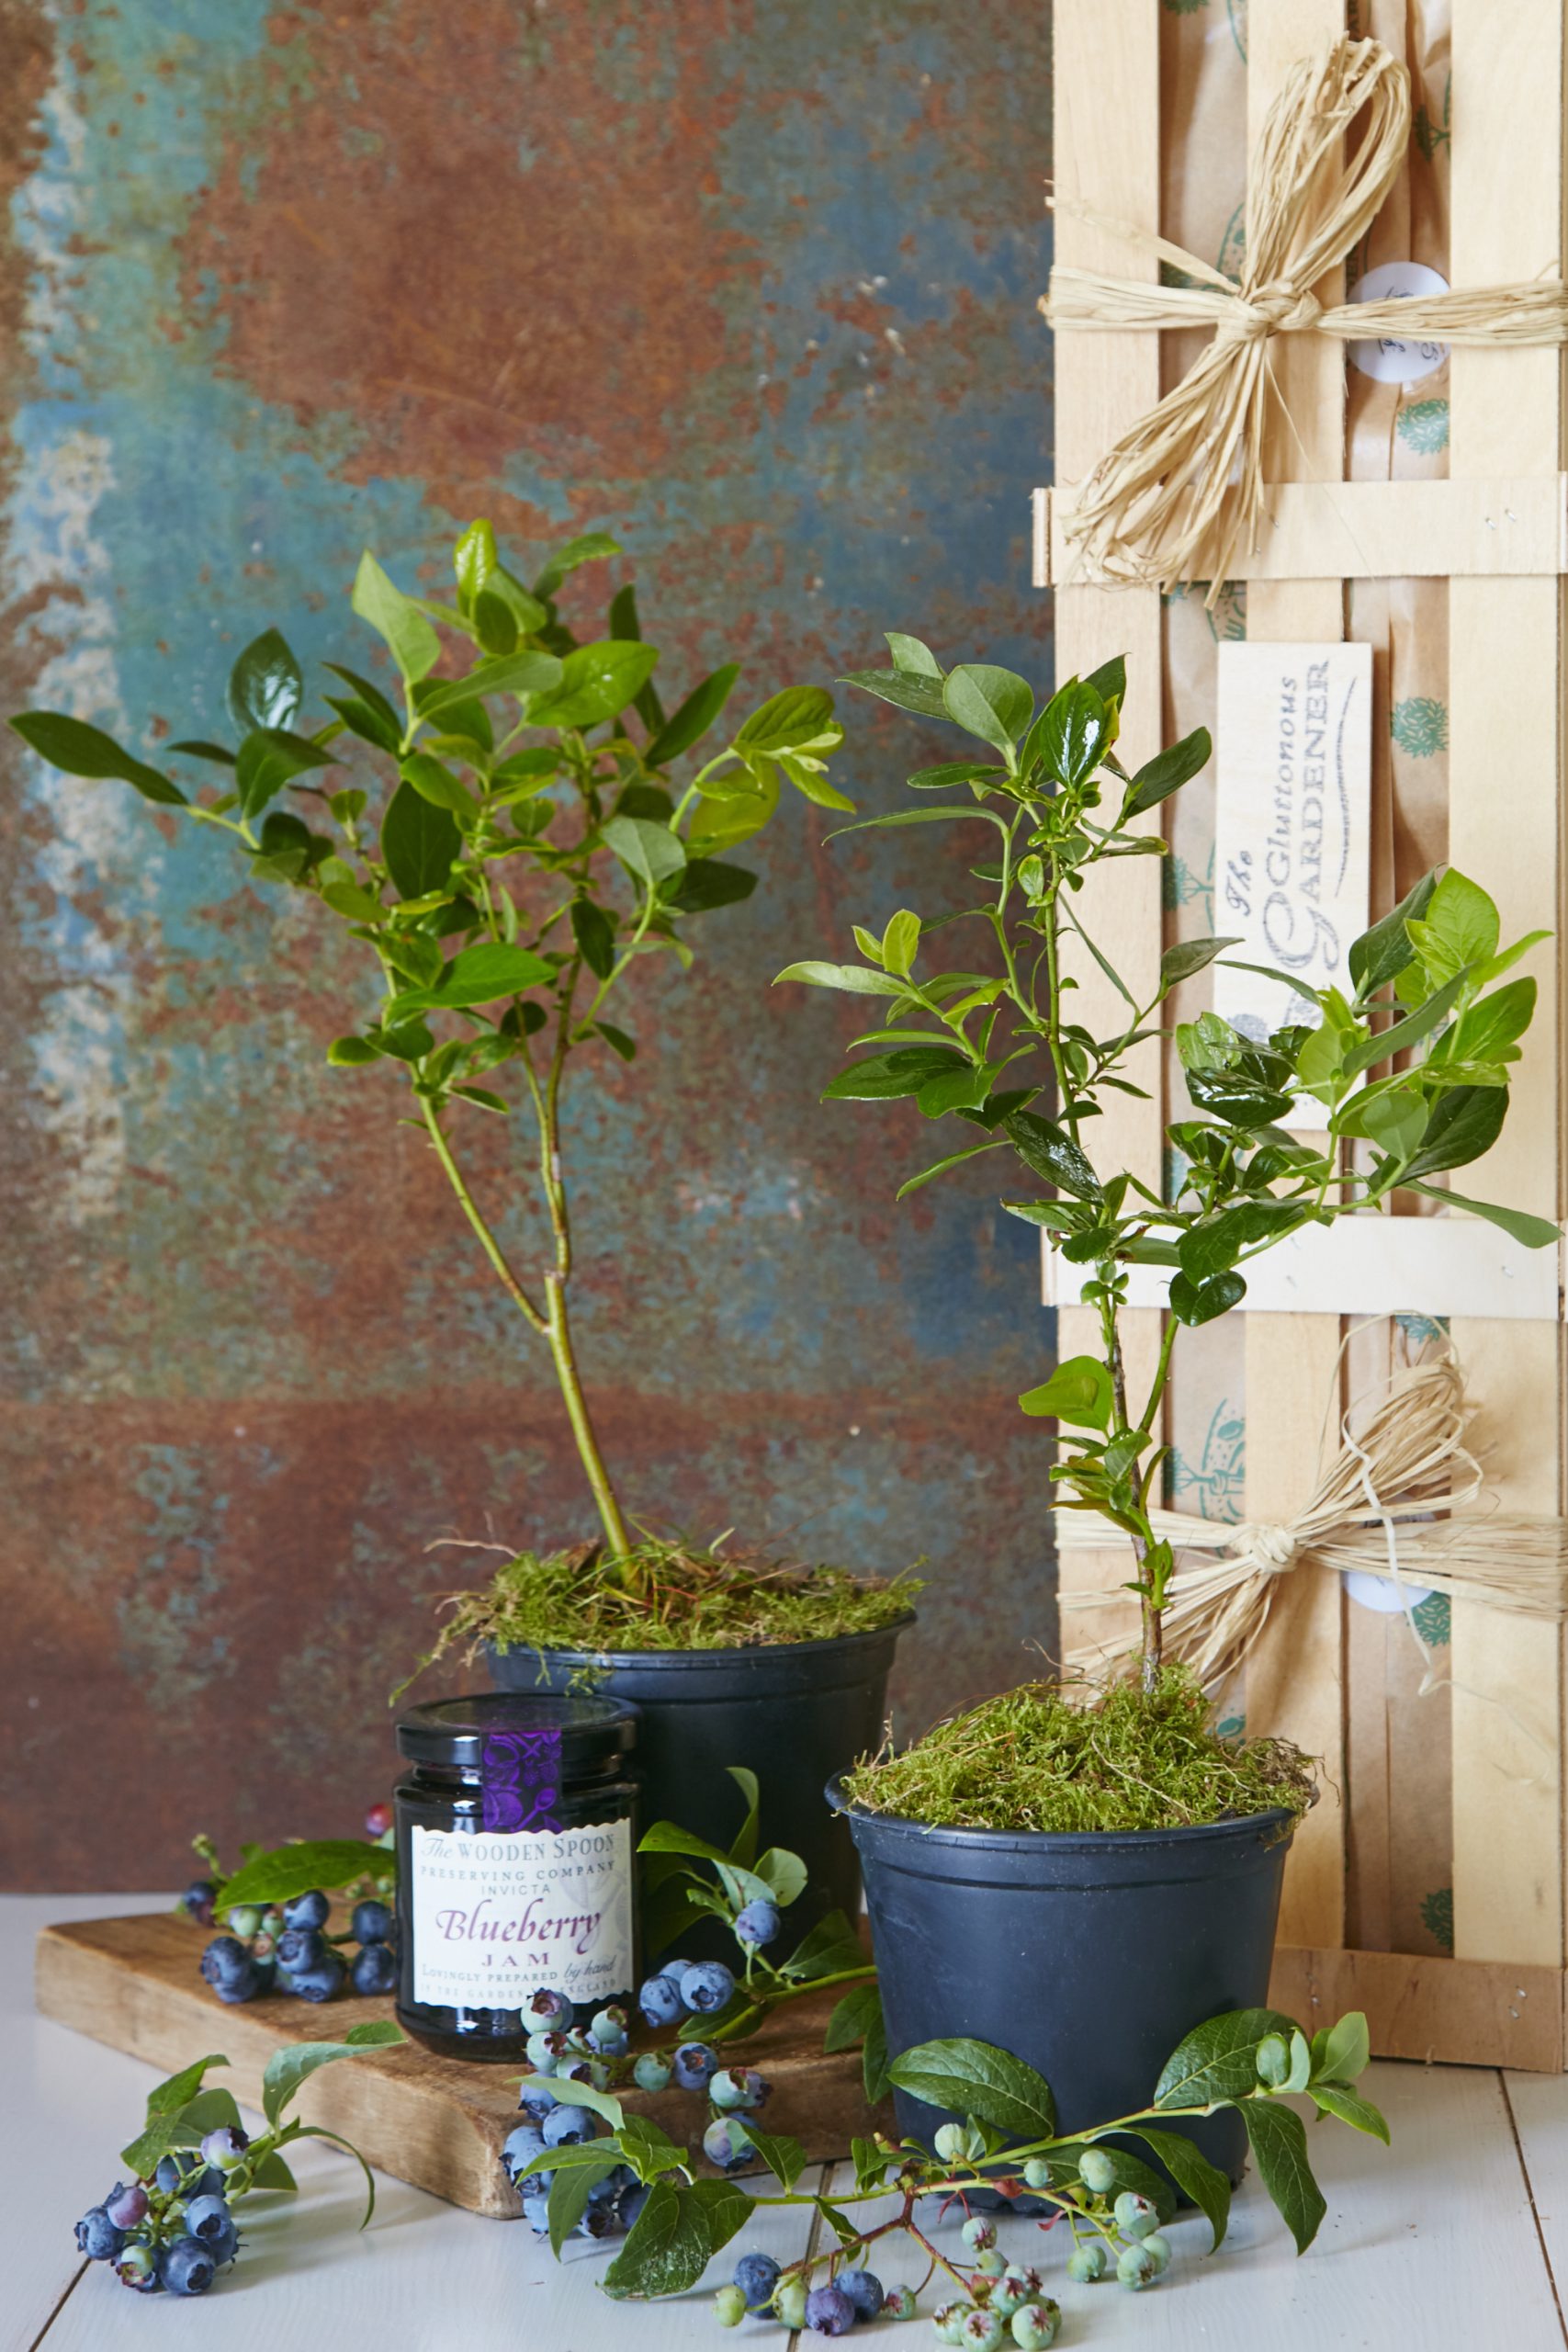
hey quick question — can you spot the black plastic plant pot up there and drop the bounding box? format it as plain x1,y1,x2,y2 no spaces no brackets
829,1781,1293,2188
488,1616,913,1964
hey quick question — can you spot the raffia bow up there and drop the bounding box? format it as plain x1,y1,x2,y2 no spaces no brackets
1056,1356,1568,1691
1040,38,1568,597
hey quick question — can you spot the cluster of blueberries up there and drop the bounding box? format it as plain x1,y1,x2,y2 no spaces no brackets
190,1887,397,2007
73,2128,252,2299
716,2252,918,2334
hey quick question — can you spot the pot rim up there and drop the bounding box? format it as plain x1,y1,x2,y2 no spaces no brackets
825,1770,1297,1854
489,1608,918,1672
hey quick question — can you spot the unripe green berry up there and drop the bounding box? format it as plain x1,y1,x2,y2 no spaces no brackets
227,1905,262,1939
1256,2031,1290,2086
1010,2304,1061,2352
776,2278,808,2330
1112,2189,1159,2240
1141,2232,1171,2275
713,2284,747,2326
933,2123,968,2163
962,2216,997,2252
990,2270,1037,2318
1077,2145,1117,2194
1066,2241,1109,2283
974,2248,1006,2278
959,2311,1005,2352
1117,2242,1159,2291
1021,2158,1053,2191
884,2284,919,2320
932,2301,968,2346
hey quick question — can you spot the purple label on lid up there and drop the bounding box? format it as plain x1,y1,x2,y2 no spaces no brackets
480,1727,563,1833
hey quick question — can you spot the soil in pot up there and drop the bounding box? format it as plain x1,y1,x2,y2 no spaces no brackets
831,1672,1314,2189
423,1537,919,1964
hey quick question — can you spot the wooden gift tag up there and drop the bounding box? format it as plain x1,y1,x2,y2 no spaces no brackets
1213,641,1372,1125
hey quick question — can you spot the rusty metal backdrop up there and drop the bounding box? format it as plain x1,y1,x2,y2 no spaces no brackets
0,0,1052,1886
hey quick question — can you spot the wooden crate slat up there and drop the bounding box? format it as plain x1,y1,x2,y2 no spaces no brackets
1269,1941,1564,2070
1239,0,1349,1956
1447,0,1567,1975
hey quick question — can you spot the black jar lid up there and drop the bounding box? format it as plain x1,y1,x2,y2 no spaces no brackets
396,1690,637,1773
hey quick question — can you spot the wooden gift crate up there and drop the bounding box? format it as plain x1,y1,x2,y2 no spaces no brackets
1043,0,1567,2070
35,1912,887,2217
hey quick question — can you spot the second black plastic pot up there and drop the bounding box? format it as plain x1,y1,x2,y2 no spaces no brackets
830,1780,1293,2185
489,1615,912,1963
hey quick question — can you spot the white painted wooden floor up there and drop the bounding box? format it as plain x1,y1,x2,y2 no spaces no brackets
6,1895,1565,2352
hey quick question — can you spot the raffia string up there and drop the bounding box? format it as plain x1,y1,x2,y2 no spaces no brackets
1040,37,1568,597
1055,1355,1568,1692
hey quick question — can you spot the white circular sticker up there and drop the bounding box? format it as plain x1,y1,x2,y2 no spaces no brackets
1348,260,1450,384
1342,1567,1435,1616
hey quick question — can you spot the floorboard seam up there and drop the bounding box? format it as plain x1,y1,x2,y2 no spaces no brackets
1502,2068,1568,2348
27,2259,88,2351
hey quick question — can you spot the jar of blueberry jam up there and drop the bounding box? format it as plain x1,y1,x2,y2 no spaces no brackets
393,1691,639,2061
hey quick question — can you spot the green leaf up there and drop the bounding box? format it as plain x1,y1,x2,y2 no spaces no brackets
1034,678,1108,786
1084,653,1128,705
1450,977,1537,1065
774,960,912,999
733,684,840,757
570,898,616,979
779,1909,866,1982
1124,2125,1232,2251
400,752,478,820
453,517,498,610
528,640,659,730
823,1046,964,1100
321,879,385,924
145,2054,230,2120
602,2177,751,2300
533,530,621,601
1155,2008,1303,2109
323,663,400,737
862,1996,891,2104
293,2122,380,2228
906,761,1009,790
381,781,461,900
1184,1069,1296,1128
942,663,1033,753
895,1139,1009,1197
261,2020,406,2129
601,812,686,891
886,2038,1057,2140
726,1764,761,1868
1178,1200,1308,1283
825,1981,885,2055
1349,870,1438,996
689,765,778,853
1342,969,1468,1079
545,2154,621,2256
249,2149,299,2191
1403,1084,1508,1177
647,664,740,764
838,665,950,720
10,711,187,806
1018,1355,1113,1430
615,2114,687,2184
752,1846,809,1908
526,2072,626,2129
1421,869,1500,968
418,651,562,720
886,630,943,677
175,2086,244,2139
1122,726,1212,818
665,857,756,913
637,1820,733,1864
1002,1109,1102,1201
882,908,920,977
227,628,302,735
234,727,335,820
1169,1269,1247,1326
742,2128,807,2190
1309,2011,1370,2084
353,550,441,684
1307,2082,1390,2141
916,1062,996,1117
423,942,554,1008
593,1023,637,1062
1162,935,1242,989
217,1839,393,1911
1241,2098,1326,2255
1405,1182,1559,1248
170,739,238,766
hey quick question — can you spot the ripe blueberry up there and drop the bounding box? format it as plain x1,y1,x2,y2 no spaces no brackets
283,1890,331,1930
159,2236,217,2297
733,2250,781,2310
350,1941,398,1996
351,1898,394,1944
637,1973,686,2029
733,1898,781,1947
275,1925,325,1972
672,2041,718,2092
837,2267,885,2321
73,2207,125,2261
521,2189,551,2233
180,1880,218,1927
291,1951,347,2004
678,1961,734,2015
805,2281,855,2336
104,2183,149,2229
502,2123,549,2184
517,2077,558,2120
199,1936,251,1989
182,2196,239,2266
542,2104,596,2148
365,1800,393,1838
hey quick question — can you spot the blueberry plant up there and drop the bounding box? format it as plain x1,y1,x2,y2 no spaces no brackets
72,2025,402,2298
520,2002,1386,2336
779,645,1557,1687
178,1806,399,2007
11,525,847,1573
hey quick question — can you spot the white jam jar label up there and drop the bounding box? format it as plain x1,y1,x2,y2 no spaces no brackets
409,1816,633,2011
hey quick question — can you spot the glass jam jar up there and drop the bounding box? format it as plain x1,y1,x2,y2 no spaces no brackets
393,1690,639,2061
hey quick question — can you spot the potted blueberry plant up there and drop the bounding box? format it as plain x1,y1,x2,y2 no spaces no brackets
776,639,1555,2168
9,524,914,1950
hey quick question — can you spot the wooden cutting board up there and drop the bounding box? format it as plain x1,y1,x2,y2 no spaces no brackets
34,1911,888,2219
